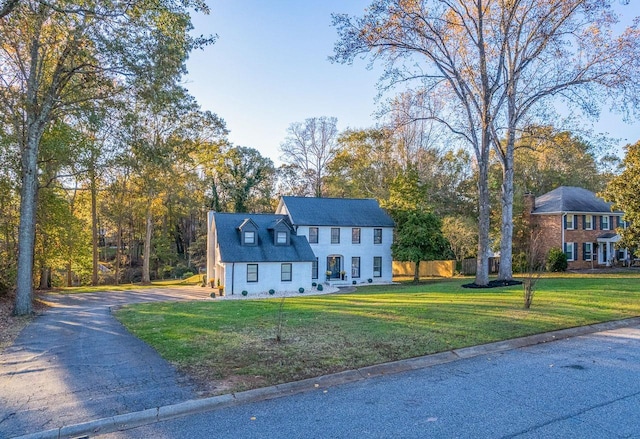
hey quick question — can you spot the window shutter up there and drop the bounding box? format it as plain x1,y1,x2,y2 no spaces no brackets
573,243,578,261
616,216,621,227
610,216,614,229
598,215,602,230
581,215,585,230
582,243,587,260
563,215,567,230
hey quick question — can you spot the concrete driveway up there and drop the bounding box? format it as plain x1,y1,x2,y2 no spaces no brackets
0,287,211,438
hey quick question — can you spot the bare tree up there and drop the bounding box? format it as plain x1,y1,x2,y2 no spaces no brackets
332,0,640,286
280,116,339,198
490,0,640,282
333,1,503,285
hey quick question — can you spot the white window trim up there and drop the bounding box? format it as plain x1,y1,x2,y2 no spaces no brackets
584,215,593,230
566,214,575,230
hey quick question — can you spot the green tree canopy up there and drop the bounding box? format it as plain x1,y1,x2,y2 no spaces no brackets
601,141,640,253
391,210,450,281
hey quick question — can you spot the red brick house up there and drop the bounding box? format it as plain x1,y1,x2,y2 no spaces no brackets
524,186,628,269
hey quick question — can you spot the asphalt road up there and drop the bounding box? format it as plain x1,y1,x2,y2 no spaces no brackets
100,324,640,439
0,287,211,438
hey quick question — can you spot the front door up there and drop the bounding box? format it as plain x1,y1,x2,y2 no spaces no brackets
327,256,341,279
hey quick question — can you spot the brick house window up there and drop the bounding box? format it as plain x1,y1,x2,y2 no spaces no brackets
601,215,610,230
308,227,318,244
564,242,577,262
564,214,575,230
583,215,593,230
583,242,593,261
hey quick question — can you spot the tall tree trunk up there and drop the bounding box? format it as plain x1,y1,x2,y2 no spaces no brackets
413,260,420,282
15,120,45,315
115,221,122,285
474,139,491,286
90,164,99,286
498,142,515,281
141,203,153,284
38,266,50,289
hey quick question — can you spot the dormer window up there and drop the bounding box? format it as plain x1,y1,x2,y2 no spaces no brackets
238,218,259,246
244,231,255,245
270,218,292,246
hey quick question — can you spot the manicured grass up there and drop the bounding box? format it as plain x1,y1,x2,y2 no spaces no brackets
115,274,640,394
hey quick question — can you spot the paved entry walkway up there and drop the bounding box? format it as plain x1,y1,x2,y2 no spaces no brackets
0,287,211,438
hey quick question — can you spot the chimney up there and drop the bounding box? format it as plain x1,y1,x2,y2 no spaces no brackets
523,192,535,214
523,192,535,229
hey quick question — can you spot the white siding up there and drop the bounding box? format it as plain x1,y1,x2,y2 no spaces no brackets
221,261,312,295
297,225,394,283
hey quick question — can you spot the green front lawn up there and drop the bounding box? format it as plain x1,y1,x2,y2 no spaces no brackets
115,274,640,394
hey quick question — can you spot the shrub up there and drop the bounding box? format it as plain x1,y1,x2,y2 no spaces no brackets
317,284,323,291
352,280,356,285
182,271,194,279
312,282,317,287
367,278,373,283
241,290,248,296
546,247,568,272
298,287,304,293
269,289,275,295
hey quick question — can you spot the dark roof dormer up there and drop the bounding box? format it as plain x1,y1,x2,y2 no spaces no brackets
269,218,292,246
238,218,259,246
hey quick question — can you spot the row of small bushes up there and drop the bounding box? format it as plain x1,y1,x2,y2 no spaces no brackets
513,246,568,273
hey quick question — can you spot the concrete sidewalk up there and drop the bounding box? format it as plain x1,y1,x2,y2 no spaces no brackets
10,316,640,439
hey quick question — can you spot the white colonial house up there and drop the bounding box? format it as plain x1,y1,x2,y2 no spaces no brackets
276,197,395,285
207,197,395,295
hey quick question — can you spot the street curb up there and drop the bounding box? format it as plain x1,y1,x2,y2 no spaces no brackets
13,316,640,439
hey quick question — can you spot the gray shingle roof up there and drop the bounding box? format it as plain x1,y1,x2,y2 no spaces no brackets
532,186,619,214
280,196,395,227
213,213,316,263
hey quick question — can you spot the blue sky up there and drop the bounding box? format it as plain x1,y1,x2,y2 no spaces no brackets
184,1,638,165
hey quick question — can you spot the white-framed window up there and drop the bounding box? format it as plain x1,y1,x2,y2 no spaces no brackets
308,227,318,244
565,214,575,230
276,231,287,244
331,228,340,244
373,256,382,277
352,228,361,244
312,258,318,279
244,231,255,245
564,242,577,262
601,215,610,230
374,228,382,244
247,264,258,282
281,263,292,282
584,215,593,230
